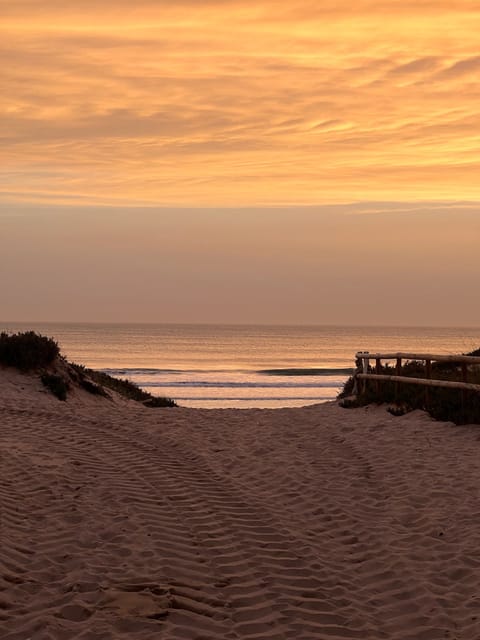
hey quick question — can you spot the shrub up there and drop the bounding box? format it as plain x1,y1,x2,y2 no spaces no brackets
386,404,410,417
0,331,60,371
0,330,176,407
78,377,110,397
142,396,177,408
41,373,70,401
338,374,356,398
340,349,480,425
70,362,177,407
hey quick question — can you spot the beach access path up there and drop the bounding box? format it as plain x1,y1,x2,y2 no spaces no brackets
1,375,480,639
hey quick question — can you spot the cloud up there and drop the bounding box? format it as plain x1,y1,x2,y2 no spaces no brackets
438,56,480,78
2,1,480,206
388,57,442,76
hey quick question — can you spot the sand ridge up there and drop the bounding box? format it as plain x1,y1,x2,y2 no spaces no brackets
2,381,480,639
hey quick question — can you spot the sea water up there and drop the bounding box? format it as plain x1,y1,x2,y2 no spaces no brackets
1,323,480,409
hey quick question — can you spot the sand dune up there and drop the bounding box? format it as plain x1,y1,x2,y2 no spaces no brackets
2,372,480,639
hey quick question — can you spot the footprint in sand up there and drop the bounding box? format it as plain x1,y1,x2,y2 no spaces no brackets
100,583,171,620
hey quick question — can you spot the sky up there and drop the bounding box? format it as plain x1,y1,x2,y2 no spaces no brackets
1,1,480,325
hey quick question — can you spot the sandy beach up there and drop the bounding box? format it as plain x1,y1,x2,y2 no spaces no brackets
2,369,480,639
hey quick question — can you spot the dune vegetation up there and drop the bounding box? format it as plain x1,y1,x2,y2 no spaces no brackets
340,349,480,425
0,330,60,370
0,331,176,406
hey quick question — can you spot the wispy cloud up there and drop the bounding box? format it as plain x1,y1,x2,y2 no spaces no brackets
2,1,480,205
438,55,480,78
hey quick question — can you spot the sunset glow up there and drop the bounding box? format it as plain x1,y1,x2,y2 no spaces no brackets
3,1,480,206
2,2,480,326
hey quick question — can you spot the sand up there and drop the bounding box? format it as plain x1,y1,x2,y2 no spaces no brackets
2,368,480,639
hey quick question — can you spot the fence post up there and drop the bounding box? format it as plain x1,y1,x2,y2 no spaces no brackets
395,357,402,401
425,359,431,409
353,355,362,395
352,352,480,419
461,363,468,420
362,353,369,394
375,358,381,394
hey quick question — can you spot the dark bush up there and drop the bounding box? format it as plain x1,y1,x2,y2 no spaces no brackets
386,404,410,417
142,396,178,408
70,362,177,407
0,332,60,371
41,373,70,401
340,350,480,425
78,377,110,397
1,330,176,407
338,375,356,398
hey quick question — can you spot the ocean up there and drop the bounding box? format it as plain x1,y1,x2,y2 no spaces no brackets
1,323,480,409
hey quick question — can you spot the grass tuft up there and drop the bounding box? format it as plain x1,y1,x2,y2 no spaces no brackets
41,373,70,401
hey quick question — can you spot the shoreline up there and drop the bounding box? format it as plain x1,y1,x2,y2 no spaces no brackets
4,321,480,410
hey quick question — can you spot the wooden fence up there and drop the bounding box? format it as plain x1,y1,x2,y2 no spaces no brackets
354,352,480,397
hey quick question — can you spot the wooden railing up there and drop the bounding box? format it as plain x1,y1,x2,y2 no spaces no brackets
354,352,480,396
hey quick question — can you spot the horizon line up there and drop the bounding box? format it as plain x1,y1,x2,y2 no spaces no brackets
2,320,480,330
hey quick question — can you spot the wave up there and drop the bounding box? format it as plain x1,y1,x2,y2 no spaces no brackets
101,368,181,376
141,381,344,389
172,396,334,402
259,368,354,376
101,367,353,377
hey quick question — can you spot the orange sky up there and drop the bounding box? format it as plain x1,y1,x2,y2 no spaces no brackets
1,2,480,325
2,0,480,206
